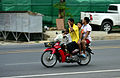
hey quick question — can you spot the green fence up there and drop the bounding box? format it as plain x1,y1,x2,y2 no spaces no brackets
0,0,2,11
0,0,120,27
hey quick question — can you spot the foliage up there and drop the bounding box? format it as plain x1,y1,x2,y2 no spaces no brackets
53,2,68,10
53,2,73,18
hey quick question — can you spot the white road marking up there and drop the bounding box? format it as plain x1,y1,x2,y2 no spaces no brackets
5,62,40,66
1,69,120,78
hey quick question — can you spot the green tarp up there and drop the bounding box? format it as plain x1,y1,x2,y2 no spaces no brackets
0,0,120,27
0,0,2,11
1,0,31,11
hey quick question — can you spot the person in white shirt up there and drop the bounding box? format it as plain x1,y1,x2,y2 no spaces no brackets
78,17,92,58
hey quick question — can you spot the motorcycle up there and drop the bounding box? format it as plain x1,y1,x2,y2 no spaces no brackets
41,41,94,68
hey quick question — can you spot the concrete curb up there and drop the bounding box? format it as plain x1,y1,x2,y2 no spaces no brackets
0,41,50,49
0,41,50,45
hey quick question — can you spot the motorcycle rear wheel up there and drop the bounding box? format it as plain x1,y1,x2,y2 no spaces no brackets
41,51,57,68
77,50,91,65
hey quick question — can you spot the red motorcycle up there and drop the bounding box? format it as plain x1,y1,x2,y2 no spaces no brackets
41,41,94,68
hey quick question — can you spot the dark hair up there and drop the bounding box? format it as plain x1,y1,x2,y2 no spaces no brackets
62,28,69,34
84,17,90,23
66,28,69,33
78,21,83,25
62,30,65,33
68,18,74,23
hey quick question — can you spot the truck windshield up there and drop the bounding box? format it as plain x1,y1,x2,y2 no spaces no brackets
108,5,118,11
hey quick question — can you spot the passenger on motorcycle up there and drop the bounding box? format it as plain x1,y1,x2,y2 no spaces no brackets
78,17,92,58
77,21,83,34
54,29,72,45
68,18,79,43
77,21,83,55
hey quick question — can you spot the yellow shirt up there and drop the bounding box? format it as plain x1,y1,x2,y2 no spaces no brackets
69,24,79,43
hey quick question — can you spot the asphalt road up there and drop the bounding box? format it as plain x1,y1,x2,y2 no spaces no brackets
0,40,120,78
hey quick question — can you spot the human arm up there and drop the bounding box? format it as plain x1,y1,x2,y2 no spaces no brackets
74,26,79,41
68,22,74,32
79,31,83,41
82,31,90,40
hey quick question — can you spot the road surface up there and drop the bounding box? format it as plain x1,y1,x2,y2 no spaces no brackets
0,40,120,78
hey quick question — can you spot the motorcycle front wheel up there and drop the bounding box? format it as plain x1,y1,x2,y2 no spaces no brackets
77,50,91,65
41,51,57,68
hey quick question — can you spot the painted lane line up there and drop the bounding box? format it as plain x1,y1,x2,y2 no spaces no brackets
1,69,120,78
0,46,120,55
5,62,40,66
92,46,120,50
0,49,44,55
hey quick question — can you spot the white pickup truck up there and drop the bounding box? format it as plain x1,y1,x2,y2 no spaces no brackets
81,4,120,32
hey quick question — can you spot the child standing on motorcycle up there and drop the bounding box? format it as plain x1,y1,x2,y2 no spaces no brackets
54,29,72,45
78,17,92,58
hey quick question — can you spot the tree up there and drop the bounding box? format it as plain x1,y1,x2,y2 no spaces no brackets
53,0,73,30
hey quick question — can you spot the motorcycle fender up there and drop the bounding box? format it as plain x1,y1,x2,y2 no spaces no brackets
58,49,66,63
43,48,56,54
44,48,66,63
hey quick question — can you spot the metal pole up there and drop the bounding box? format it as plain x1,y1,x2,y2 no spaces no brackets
24,33,30,42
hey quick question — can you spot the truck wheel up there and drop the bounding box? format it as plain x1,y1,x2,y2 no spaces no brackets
101,21,112,32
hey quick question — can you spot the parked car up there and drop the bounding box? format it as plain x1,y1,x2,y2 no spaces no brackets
81,4,120,32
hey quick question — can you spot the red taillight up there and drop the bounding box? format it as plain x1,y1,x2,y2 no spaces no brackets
90,14,93,21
